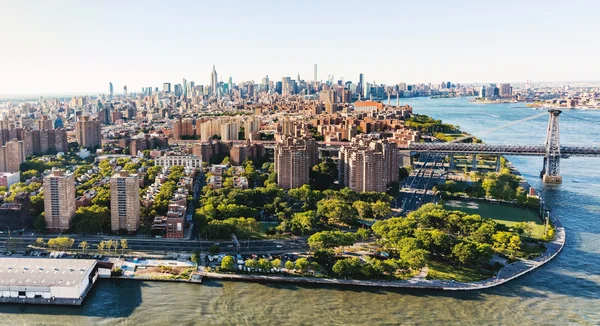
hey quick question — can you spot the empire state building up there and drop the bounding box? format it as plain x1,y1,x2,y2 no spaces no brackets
210,64,218,96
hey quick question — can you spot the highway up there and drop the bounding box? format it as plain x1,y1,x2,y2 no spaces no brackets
399,155,445,213
0,235,309,254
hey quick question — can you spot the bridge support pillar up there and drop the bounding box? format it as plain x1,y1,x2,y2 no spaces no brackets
541,109,563,183
471,155,477,171
495,155,502,172
449,155,455,170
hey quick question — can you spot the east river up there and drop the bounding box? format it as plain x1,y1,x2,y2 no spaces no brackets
3,97,600,325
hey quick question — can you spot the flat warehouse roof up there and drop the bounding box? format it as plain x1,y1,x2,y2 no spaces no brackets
0,258,96,288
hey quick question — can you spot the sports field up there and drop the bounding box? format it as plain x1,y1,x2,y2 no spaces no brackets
444,200,545,238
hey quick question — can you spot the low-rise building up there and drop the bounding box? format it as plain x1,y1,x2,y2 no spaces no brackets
0,258,98,305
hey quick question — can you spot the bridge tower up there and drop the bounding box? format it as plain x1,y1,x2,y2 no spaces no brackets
541,109,562,183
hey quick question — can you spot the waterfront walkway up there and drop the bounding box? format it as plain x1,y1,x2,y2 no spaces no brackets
201,215,565,291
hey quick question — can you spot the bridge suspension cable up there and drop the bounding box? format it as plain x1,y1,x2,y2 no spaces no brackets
561,112,600,123
450,111,548,143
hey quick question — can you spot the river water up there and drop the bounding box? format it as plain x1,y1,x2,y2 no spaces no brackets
3,97,600,325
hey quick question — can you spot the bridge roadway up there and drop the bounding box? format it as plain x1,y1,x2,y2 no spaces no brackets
171,139,600,157
407,143,600,157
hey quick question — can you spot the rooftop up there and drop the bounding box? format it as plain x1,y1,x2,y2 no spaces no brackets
0,258,96,289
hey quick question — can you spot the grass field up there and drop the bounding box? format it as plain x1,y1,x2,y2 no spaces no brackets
426,260,496,283
444,200,545,238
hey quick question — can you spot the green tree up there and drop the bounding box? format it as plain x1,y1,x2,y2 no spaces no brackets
221,255,235,271
452,241,479,266
120,239,128,254
33,215,47,232
191,251,201,265
96,241,105,253
316,199,358,226
307,230,357,250
79,241,89,253
285,260,295,270
208,244,220,254
271,258,282,270
35,238,45,247
371,201,391,219
294,258,310,273
357,228,370,245
353,201,373,219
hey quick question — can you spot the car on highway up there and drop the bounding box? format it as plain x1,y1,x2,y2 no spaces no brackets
276,245,283,249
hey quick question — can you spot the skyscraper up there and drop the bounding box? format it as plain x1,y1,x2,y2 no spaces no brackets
123,85,127,97
110,170,140,232
314,64,318,82
163,82,171,93
109,82,114,99
183,78,188,98
358,73,364,98
43,170,76,232
211,64,218,96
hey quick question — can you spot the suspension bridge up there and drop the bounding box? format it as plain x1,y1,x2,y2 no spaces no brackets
408,109,600,183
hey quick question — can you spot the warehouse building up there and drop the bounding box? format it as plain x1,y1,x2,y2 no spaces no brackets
0,258,98,305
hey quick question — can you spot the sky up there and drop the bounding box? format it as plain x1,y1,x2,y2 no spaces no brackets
0,0,598,95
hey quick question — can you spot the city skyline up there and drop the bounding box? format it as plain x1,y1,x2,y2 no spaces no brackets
1,0,598,95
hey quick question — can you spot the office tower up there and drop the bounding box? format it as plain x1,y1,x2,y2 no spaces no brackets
174,84,182,97
274,135,317,190
43,170,76,232
211,64,218,96
358,73,364,98
110,170,141,232
183,78,188,98
220,121,240,141
338,135,399,193
163,82,171,93
314,64,318,82
123,85,128,97
109,82,114,99
480,86,486,97
75,116,102,149
228,77,232,94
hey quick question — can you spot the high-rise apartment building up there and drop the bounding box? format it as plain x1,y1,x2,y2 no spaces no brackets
244,117,261,140
110,170,140,232
0,139,25,173
338,135,399,193
75,116,102,149
43,170,76,231
173,118,194,139
314,64,318,82
499,83,512,97
37,115,53,130
274,135,318,190
220,121,240,141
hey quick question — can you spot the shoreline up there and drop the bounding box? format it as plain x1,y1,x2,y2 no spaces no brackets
197,215,563,290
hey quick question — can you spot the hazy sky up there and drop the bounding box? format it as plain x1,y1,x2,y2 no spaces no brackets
1,0,598,95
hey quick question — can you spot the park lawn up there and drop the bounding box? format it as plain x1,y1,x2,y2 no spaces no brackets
444,200,546,239
426,260,495,283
